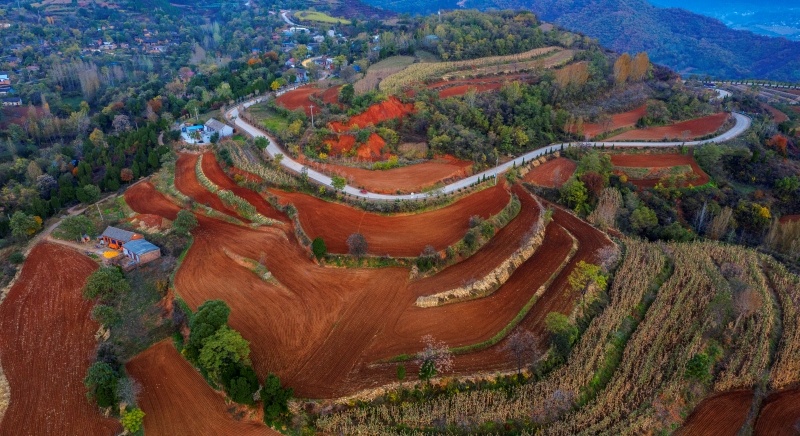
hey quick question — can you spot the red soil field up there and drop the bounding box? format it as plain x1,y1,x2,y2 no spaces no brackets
677,390,754,436
127,340,275,435
307,155,471,194
764,104,789,123
200,152,287,222
610,153,711,188
523,157,577,188
581,105,646,138
319,85,341,105
0,243,120,435
329,97,414,133
174,153,249,222
607,113,729,141
274,85,318,115
324,132,387,161
438,83,504,98
269,182,511,257
780,214,800,224
133,213,166,229
755,388,800,435
124,181,181,220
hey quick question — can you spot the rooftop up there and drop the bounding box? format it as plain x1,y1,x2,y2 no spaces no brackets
124,239,160,256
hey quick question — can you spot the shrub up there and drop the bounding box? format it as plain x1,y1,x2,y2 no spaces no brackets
221,362,260,405
312,237,327,260
685,352,712,381
59,215,96,241
347,233,368,258
84,362,119,408
172,210,198,236
263,373,293,427
91,304,120,327
83,267,130,302
545,312,578,362
8,252,24,264
120,408,145,434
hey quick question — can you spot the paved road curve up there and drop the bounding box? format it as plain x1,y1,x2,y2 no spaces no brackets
225,93,750,201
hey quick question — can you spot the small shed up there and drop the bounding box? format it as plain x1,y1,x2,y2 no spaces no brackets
205,118,233,138
101,226,142,249
122,239,161,265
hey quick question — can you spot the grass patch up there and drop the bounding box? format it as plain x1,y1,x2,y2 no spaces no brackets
294,10,351,25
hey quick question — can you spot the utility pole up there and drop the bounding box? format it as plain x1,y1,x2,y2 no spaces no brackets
494,149,499,186
309,104,314,128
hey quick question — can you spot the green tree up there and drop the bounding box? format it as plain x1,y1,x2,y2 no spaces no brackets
221,363,259,405
630,206,658,233
77,184,101,204
198,326,252,382
185,300,231,362
396,364,406,380
172,209,198,236
84,362,119,408
331,175,346,191
311,237,327,260
120,408,145,433
545,312,578,362
59,215,95,241
339,84,355,105
560,179,588,213
685,352,711,382
775,176,799,202
262,373,293,427
83,267,130,302
9,211,42,239
567,261,608,293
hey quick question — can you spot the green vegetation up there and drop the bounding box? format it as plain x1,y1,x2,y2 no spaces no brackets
172,210,198,236
311,237,327,260
294,10,351,25
55,215,96,241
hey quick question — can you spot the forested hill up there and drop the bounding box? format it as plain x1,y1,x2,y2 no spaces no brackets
361,0,800,81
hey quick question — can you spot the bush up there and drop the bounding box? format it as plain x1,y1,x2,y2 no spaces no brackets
263,373,293,427
347,233,368,258
172,209,198,236
84,362,119,408
685,352,712,381
185,300,231,363
545,312,578,362
312,237,327,260
91,304,120,327
221,362,260,405
59,215,96,241
120,408,145,434
83,267,130,302
8,252,24,264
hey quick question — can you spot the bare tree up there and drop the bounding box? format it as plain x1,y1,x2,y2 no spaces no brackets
346,233,368,258
416,335,453,383
595,245,621,273
112,114,132,134
503,329,541,377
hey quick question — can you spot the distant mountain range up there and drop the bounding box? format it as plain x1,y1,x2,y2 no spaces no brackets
360,0,800,81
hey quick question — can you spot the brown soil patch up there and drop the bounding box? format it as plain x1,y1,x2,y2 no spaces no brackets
269,182,511,257
426,74,530,98
755,388,800,435
127,340,275,435
523,157,577,188
581,105,646,138
124,181,181,221
324,133,388,161
307,155,471,194
174,153,248,222
275,85,318,115
319,86,341,105
764,104,790,123
329,97,414,133
0,243,120,435
677,390,754,436
607,113,729,141
133,213,166,229
610,153,710,188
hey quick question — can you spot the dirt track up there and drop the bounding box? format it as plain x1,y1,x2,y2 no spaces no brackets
523,157,576,188
610,153,710,187
755,388,800,435
127,340,275,435
269,182,511,257
305,155,471,194
608,113,729,141
677,390,754,436
0,243,120,435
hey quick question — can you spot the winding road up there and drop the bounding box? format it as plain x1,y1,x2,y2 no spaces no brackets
225,90,750,201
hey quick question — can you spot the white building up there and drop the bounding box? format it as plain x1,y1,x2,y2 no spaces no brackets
204,118,233,138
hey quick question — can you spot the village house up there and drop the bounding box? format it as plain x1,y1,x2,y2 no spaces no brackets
122,239,161,266
101,226,143,249
204,118,234,138
2,97,21,107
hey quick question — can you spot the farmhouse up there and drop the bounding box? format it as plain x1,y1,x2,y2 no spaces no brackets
204,118,233,138
122,239,161,265
2,97,21,107
101,226,143,249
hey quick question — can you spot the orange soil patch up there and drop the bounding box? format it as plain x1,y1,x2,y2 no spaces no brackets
427,75,530,98
174,153,249,222
325,132,387,161
307,155,472,194
275,85,318,115
127,340,275,435
124,182,181,220
755,388,800,435
329,97,414,133
0,243,121,435
269,182,511,257
200,152,287,222
523,157,577,188
677,390,754,436
438,83,505,98
610,153,710,188
607,113,729,141
319,85,341,105
581,105,646,138
764,104,790,123
780,214,800,224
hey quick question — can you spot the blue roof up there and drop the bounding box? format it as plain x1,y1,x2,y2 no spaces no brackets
185,125,204,131
124,239,160,256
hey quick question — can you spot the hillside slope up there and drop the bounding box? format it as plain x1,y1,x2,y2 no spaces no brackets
361,0,800,81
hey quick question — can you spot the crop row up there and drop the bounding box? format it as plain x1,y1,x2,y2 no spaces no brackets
441,50,575,81
762,256,800,389
223,141,299,188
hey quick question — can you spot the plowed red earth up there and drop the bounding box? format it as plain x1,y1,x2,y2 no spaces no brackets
127,340,275,435
764,104,789,123
755,388,800,435
124,181,181,220
306,155,471,194
523,157,577,188
275,85,317,115
607,113,729,141
581,105,646,138
127,174,612,398
269,182,510,257
610,153,710,188
325,132,387,161
677,390,754,436
174,153,249,222
0,243,120,435
199,152,287,222
329,97,414,133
